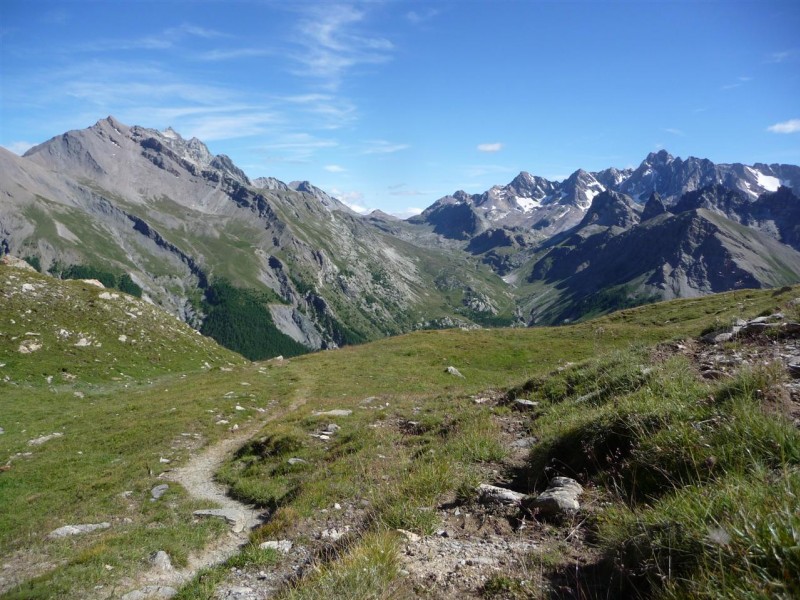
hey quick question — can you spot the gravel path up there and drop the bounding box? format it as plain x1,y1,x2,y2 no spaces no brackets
119,399,306,599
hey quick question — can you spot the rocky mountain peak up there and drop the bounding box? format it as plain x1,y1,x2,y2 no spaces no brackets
641,192,668,221
577,190,640,229
645,149,675,166
209,154,250,186
252,177,290,192
452,190,473,203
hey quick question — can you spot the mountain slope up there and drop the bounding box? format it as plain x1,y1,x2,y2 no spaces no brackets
1,118,514,353
520,190,800,323
2,118,800,347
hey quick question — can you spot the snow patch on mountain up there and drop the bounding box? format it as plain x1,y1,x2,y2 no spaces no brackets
756,170,780,192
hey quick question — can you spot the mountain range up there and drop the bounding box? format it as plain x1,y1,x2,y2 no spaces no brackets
1,116,799,356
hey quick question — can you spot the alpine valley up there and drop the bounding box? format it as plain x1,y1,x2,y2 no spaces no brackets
2,116,800,357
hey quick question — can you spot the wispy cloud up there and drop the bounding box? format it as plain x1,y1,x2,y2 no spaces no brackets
291,4,394,88
766,49,798,63
2,140,35,155
721,76,752,91
258,133,339,163
477,142,503,152
330,188,370,213
324,164,346,172
362,140,409,154
196,48,273,61
392,206,424,218
767,119,800,134
77,23,226,53
664,128,685,136
181,112,280,141
387,184,428,196
406,8,440,24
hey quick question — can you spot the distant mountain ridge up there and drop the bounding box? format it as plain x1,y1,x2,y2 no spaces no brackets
2,116,800,356
412,149,800,239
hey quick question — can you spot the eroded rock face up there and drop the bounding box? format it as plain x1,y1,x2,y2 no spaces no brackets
528,477,583,516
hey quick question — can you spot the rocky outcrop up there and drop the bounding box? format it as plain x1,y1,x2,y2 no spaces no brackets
527,477,583,516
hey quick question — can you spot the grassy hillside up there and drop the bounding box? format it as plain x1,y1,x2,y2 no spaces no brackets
1,265,798,598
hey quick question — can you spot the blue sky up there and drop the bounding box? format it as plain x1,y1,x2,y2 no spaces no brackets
2,0,799,216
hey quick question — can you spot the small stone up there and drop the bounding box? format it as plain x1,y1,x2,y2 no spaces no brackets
396,529,421,543
47,522,110,538
28,432,63,446
445,366,464,378
193,508,244,533
235,405,246,411
287,457,308,465
151,550,173,571
312,409,352,417
510,437,537,449
320,526,350,541
478,483,526,505
151,484,169,500
327,423,341,433
514,399,539,409
259,540,292,553
159,457,171,464
528,476,583,516
334,503,342,510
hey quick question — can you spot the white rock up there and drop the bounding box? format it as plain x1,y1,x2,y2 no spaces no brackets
151,484,169,500
81,279,105,288
313,409,352,417
445,366,465,378
529,476,583,516
28,432,63,446
47,522,110,538
259,540,293,553
18,339,42,354
478,483,526,506
396,529,421,543
151,550,173,571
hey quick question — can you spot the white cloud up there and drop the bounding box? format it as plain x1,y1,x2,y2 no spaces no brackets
392,206,424,218
767,119,800,134
330,188,370,213
387,183,428,197
292,5,394,88
477,142,503,152
2,141,34,155
197,48,273,61
181,112,279,141
406,8,440,24
664,128,685,136
324,164,346,172
766,50,798,64
363,140,409,154
721,76,752,91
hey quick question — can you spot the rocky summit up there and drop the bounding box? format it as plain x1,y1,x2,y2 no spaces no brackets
1,117,800,358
